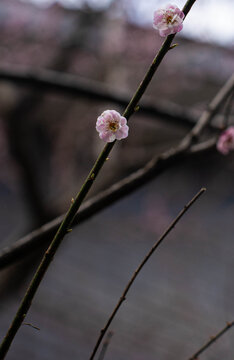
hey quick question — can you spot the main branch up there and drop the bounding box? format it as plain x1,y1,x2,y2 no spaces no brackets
1,71,233,271
0,1,197,358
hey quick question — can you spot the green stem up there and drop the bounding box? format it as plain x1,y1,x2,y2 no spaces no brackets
0,1,197,358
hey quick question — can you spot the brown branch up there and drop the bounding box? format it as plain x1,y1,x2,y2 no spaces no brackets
180,72,234,148
222,89,234,129
89,188,206,360
0,1,198,356
189,321,234,360
0,72,233,271
0,67,200,129
0,140,210,271
189,137,216,153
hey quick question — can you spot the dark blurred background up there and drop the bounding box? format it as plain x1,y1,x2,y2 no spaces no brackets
0,0,234,359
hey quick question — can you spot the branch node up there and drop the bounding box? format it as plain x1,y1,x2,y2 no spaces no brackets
169,43,179,50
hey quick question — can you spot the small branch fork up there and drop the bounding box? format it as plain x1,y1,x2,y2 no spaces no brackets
89,188,206,360
0,72,233,270
188,321,234,360
0,0,198,358
180,73,234,148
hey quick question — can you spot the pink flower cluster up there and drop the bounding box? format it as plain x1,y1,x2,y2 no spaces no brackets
153,4,184,37
96,110,129,143
217,127,234,155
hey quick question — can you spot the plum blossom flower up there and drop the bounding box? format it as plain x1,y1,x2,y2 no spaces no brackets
217,126,234,155
96,110,129,143
153,4,184,37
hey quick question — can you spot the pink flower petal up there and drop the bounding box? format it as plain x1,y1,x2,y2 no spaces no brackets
99,131,115,143
165,4,177,10
159,28,173,37
120,117,127,126
153,4,184,37
173,23,183,33
153,10,165,26
115,125,129,140
217,127,234,155
96,110,129,143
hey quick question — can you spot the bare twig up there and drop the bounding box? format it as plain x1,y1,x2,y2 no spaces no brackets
0,1,198,357
0,139,213,270
189,321,234,360
22,323,40,331
190,137,216,153
222,90,234,129
1,71,233,271
0,138,211,270
89,188,206,360
97,332,114,360
180,73,234,148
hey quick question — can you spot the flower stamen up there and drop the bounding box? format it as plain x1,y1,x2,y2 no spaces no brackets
153,4,184,37
166,15,173,24
109,122,119,132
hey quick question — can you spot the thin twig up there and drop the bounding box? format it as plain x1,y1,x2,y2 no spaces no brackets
1,71,233,271
180,73,234,148
222,90,234,129
189,321,234,360
0,138,211,270
89,188,206,360
190,137,216,153
22,323,40,331
0,1,197,357
97,332,114,360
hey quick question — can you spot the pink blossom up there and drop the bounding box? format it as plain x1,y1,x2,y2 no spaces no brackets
153,4,185,37
217,127,234,155
96,110,129,143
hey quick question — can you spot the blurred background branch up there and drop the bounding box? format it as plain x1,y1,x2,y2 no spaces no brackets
0,67,201,129
1,71,233,270
0,1,234,359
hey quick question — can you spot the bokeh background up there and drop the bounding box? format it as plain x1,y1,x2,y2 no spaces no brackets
0,0,234,359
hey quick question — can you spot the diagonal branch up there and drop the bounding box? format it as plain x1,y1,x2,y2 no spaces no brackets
222,89,234,128
1,71,233,271
180,72,234,148
89,188,206,360
0,138,214,271
0,1,198,357
188,321,234,360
